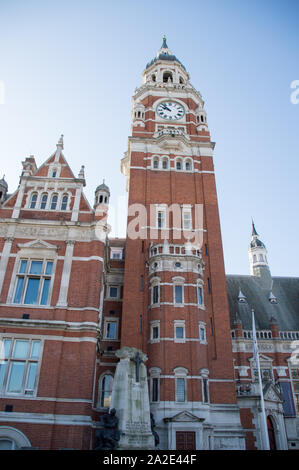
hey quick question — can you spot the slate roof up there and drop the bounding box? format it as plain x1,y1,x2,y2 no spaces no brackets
226,273,299,331
145,36,186,71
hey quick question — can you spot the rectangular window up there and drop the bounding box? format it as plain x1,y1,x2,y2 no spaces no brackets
157,210,165,229
0,338,41,396
152,377,159,402
198,286,203,305
153,285,160,304
108,286,118,298
182,209,192,230
199,326,206,342
174,285,183,304
202,378,209,403
176,378,186,402
175,326,184,339
13,259,54,306
105,321,117,339
280,381,296,416
152,326,159,340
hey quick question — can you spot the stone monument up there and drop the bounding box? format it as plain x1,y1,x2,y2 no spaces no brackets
110,346,155,449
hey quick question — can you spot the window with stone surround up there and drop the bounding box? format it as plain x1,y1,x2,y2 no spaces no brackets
150,368,161,403
0,337,42,396
104,319,118,340
13,259,54,306
98,373,113,408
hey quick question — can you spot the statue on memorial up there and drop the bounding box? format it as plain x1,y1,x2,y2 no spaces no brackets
150,413,160,447
95,408,120,450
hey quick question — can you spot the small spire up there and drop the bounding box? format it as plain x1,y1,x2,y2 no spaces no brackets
161,35,168,49
251,219,258,237
57,134,64,149
78,165,85,179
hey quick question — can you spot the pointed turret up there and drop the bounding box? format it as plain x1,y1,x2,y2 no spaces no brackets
248,221,271,280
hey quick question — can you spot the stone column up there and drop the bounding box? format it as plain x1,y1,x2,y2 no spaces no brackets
110,347,155,450
0,237,14,297
56,240,75,307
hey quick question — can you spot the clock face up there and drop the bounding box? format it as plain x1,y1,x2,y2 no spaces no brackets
156,101,185,121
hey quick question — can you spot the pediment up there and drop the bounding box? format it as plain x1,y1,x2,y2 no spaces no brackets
164,410,205,423
263,383,283,403
17,239,59,252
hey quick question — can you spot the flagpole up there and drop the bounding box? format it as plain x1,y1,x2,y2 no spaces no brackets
252,309,270,450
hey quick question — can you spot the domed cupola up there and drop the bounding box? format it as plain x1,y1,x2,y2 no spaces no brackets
143,36,189,86
94,179,110,208
0,175,8,204
145,36,186,71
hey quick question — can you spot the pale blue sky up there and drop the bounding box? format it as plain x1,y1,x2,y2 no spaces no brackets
0,0,298,276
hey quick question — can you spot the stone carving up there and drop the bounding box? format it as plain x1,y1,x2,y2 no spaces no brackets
95,408,120,450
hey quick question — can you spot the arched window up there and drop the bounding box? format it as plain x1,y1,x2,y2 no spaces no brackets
152,74,156,82
176,159,182,170
51,169,57,178
163,72,173,83
61,194,68,211
179,77,184,84
98,374,113,408
50,194,58,210
0,439,19,450
185,159,192,171
162,158,168,169
259,254,264,261
153,158,159,169
201,115,204,122
40,193,48,210
253,254,257,262
29,193,38,209
99,195,103,203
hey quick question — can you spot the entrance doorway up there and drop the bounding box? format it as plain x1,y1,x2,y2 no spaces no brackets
176,431,196,450
267,416,277,450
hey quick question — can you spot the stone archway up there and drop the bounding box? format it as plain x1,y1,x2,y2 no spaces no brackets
267,416,277,450
0,426,31,449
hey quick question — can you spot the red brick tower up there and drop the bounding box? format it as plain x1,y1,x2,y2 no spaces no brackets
120,38,245,450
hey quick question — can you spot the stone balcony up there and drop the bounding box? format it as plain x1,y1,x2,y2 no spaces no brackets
149,241,202,259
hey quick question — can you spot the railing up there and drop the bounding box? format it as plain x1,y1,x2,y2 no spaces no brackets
280,331,299,340
149,243,202,259
231,329,299,340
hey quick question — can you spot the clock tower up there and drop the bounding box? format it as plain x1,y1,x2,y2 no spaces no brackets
119,37,245,450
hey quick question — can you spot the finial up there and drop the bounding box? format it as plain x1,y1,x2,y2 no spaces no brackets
57,134,64,149
161,35,168,49
78,165,85,179
251,218,258,237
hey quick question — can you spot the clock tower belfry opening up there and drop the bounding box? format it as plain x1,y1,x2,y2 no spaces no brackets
115,38,245,450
